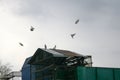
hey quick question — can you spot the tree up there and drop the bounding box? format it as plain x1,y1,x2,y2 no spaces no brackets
0,61,12,79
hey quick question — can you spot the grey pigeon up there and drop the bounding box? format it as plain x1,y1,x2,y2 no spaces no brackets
53,45,56,49
30,26,35,31
75,19,79,24
44,44,47,50
71,33,76,38
19,42,24,46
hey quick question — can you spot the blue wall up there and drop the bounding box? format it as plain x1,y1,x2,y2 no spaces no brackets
22,57,31,80
22,67,31,80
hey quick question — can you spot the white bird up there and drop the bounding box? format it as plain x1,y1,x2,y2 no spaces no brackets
19,42,24,46
44,44,47,50
30,26,35,31
75,19,79,24
71,33,76,39
53,45,56,49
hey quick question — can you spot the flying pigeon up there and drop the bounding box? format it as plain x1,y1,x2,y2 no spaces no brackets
19,42,24,46
71,33,76,39
53,45,56,49
75,19,79,24
44,44,47,50
30,26,35,31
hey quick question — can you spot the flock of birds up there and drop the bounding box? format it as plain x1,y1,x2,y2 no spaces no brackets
19,26,34,47
71,19,79,38
19,19,79,49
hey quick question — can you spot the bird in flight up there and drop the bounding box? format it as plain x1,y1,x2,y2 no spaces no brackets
30,26,35,31
71,33,76,39
53,45,56,49
75,19,79,24
19,42,24,46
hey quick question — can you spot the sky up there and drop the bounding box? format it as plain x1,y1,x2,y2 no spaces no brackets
0,0,120,71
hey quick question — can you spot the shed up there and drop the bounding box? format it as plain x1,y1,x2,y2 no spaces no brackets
27,48,92,80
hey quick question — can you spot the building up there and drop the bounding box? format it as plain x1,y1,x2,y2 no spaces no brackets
22,48,92,80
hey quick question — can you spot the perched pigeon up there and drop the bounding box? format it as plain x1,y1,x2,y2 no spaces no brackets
75,19,79,24
53,45,56,49
30,26,35,31
44,44,47,50
71,33,76,39
19,42,24,46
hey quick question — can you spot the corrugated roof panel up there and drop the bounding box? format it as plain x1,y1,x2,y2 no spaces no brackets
51,49,84,57
45,49,65,57
28,48,88,64
39,48,85,57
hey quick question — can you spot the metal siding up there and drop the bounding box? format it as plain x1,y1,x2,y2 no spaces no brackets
77,67,86,80
85,67,96,80
66,68,76,80
55,70,65,80
114,69,120,80
77,67,96,80
22,57,31,80
97,68,114,80
76,67,120,80
22,67,31,80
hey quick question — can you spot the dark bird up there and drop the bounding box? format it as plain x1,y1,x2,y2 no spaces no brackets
30,26,35,31
75,19,79,24
19,42,24,46
71,33,76,39
53,45,56,49
44,44,47,50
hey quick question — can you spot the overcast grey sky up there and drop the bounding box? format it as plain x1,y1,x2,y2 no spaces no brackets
0,0,120,71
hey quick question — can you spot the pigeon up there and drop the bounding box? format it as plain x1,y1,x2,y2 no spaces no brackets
75,19,79,24
44,44,47,50
19,42,24,46
30,26,35,31
53,45,56,49
71,33,76,39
